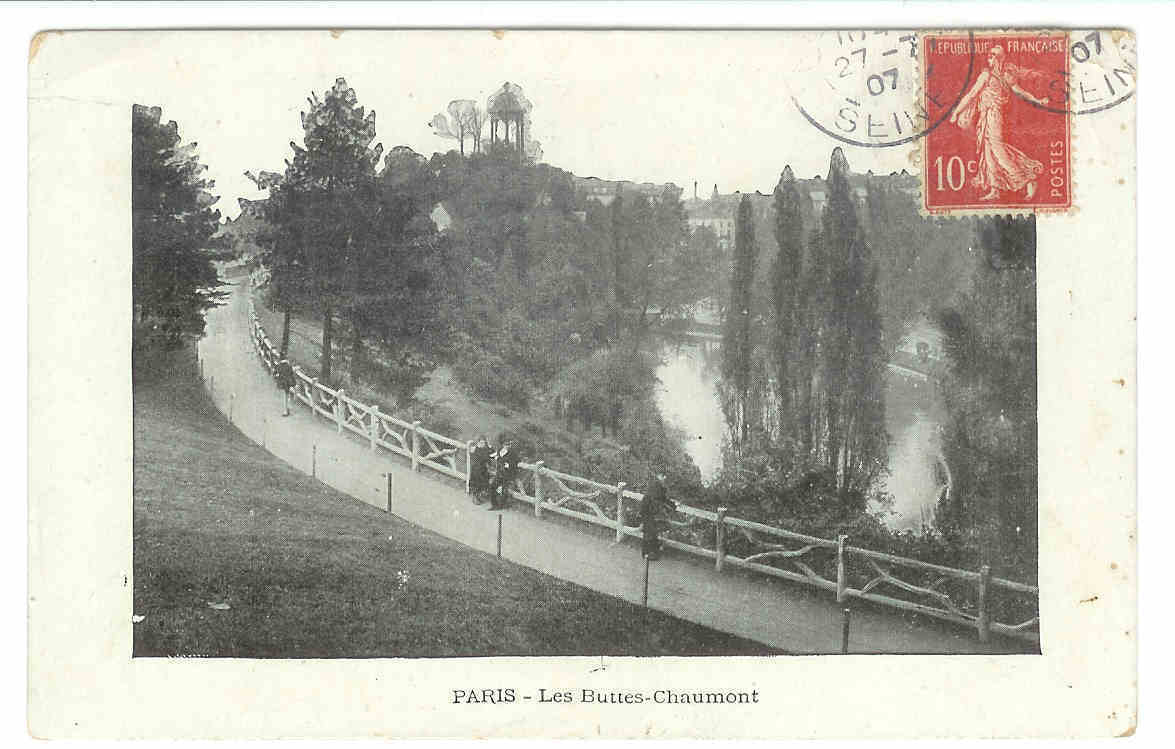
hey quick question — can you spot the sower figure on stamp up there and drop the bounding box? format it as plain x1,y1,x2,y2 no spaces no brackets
488,440,520,511
275,358,295,416
950,45,1051,201
640,471,677,560
469,435,494,505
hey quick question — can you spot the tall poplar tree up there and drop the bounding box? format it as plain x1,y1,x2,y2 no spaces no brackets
608,187,627,345
722,195,758,446
808,148,887,497
770,166,804,433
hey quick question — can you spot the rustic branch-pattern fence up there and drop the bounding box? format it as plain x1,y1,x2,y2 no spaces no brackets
247,300,1039,643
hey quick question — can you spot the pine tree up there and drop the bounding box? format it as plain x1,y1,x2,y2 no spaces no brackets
256,78,383,382
132,104,223,351
608,188,627,345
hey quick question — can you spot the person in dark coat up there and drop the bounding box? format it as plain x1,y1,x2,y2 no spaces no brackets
640,471,677,560
488,441,520,510
276,359,296,416
469,436,493,504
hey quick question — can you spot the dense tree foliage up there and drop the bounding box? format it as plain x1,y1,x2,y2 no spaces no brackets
431,149,704,436
700,152,1034,586
723,150,887,500
865,177,977,355
935,216,1038,579
249,79,444,389
721,196,759,446
249,78,385,381
247,81,707,460
809,148,887,497
132,104,223,351
712,149,888,531
769,166,804,437
230,77,1035,583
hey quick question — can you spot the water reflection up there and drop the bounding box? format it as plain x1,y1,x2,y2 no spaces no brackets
653,338,949,532
654,340,725,481
877,371,948,532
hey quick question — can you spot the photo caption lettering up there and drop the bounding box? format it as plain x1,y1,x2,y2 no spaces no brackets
450,688,761,706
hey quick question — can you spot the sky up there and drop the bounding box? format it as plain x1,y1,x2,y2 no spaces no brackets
36,30,914,219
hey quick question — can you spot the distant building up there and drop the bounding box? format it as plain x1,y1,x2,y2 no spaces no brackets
571,175,676,206
681,185,737,250
683,169,921,242
577,177,620,206
686,203,735,248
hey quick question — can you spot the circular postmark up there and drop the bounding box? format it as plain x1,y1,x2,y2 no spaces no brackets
786,30,975,148
1015,29,1136,116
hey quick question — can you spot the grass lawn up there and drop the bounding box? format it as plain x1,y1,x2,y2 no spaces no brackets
133,350,780,657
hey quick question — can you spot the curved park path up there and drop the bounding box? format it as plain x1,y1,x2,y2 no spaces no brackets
199,275,1025,655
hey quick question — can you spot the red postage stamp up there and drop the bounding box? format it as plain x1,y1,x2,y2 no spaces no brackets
922,32,1071,213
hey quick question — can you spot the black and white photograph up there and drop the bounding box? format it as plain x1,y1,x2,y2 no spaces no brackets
129,32,1043,658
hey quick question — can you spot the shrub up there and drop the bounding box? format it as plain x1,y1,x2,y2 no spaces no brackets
351,345,433,407
400,401,461,438
451,346,531,410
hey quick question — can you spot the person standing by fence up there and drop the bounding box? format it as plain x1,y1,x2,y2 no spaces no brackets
469,435,493,504
489,441,520,511
276,358,295,416
640,471,677,560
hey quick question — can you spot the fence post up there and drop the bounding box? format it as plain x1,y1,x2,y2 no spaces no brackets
334,389,345,434
386,472,392,513
371,402,380,449
465,441,473,494
229,393,235,424
715,506,728,572
614,482,627,543
411,421,422,471
841,607,852,654
642,556,650,608
533,462,545,517
310,379,320,416
977,564,992,642
836,534,848,603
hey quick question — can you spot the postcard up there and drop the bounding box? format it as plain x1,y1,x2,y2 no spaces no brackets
28,28,1136,738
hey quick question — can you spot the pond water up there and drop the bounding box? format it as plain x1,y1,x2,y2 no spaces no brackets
877,372,949,531
653,339,948,532
654,341,726,481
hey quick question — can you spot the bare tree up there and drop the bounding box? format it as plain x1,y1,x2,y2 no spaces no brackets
467,103,487,154
429,99,483,156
